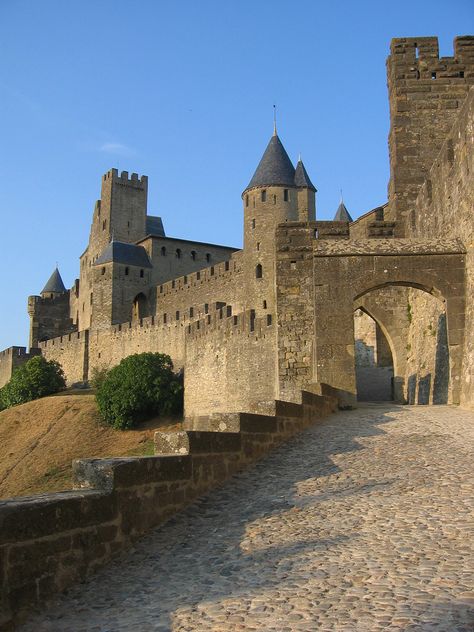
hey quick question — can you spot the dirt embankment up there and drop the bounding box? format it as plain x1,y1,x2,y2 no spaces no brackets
0,392,181,499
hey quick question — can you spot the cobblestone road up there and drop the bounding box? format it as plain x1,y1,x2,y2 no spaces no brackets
21,405,474,631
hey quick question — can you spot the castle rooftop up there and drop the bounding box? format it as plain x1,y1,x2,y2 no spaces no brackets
94,241,152,268
41,268,66,294
245,133,296,192
294,158,316,191
334,201,353,222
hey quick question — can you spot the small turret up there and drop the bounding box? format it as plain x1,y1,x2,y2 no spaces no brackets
41,267,67,298
295,157,316,222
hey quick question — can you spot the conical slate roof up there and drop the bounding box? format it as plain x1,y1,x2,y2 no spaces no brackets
94,241,152,268
41,268,66,294
334,201,353,222
245,133,296,191
294,159,316,191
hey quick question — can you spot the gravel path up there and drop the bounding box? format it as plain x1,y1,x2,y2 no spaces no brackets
20,404,474,631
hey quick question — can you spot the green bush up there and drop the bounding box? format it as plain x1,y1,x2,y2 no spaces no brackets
95,353,183,429
89,365,109,390
0,356,66,410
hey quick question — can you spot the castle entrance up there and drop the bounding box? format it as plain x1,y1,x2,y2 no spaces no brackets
309,239,466,407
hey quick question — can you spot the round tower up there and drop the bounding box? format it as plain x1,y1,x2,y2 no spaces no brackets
241,129,315,316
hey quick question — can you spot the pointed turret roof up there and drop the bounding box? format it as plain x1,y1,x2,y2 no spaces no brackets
334,201,353,222
245,133,296,191
294,158,316,191
41,268,66,294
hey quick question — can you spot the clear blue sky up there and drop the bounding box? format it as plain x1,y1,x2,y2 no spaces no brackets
0,0,472,350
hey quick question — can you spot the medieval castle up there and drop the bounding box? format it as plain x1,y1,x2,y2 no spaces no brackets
1,36,473,415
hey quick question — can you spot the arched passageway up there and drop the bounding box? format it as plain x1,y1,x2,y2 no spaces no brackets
354,309,394,402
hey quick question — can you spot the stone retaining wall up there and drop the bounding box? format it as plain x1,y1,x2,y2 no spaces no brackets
0,391,336,629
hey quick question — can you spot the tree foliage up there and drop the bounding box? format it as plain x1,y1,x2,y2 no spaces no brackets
95,353,183,429
0,356,66,410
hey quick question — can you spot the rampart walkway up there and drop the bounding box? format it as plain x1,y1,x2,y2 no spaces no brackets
21,405,474,631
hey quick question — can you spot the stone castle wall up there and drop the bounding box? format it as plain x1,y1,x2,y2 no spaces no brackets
39,331,89,385
386,36,474,232
407,87,474,406
184,310,276,419
0,347,41,389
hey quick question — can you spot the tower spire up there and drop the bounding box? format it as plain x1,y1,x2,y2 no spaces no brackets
273,104,277,136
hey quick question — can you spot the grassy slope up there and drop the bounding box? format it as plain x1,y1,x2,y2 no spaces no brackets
0,392,182,499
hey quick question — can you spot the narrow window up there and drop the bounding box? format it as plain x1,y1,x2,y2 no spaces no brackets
102,219,107,230
284,189,289,201
250,309,256,332
256,264,263,279
226,305,232,317
101,267,105,275
414,43,419,59
261,190,267,202
140,269,144,278
460,71,465,78
176,248,181,258
172,280,175,288
90,293,93,305
267,314,272,326
252,219,256,229
210,266,215,276
197,271,201,280
160,285,163,293
431,71,437,79
184,275,187,283
191,250,196,260
161,246,166,256
206,253,211,263
273,195,276,204
163,313,167,323
125,267,129,276
205,303,209,314
225,260,229,271
263,300,267,309
257,242,260,251
190,307,194,318
176,311,180,321
246,195,249,207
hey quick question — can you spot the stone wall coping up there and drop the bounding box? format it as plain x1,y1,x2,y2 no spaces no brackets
313,238,466,257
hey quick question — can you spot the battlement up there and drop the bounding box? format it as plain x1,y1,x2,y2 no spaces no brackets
185,308,272,341
102,168,148,187
38,330,87,349
0,346,39,359
389,36,474,79
158,252,242,299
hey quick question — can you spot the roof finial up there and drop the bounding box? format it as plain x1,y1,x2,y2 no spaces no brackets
55,261,58,269
273,104,277,136
298,152,302,163
340,188,344,203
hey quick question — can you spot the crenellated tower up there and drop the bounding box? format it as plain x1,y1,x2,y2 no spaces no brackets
386,36,474,233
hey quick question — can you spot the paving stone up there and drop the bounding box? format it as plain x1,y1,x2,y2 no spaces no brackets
17,404,474,631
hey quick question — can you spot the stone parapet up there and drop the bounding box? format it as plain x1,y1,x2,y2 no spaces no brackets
0,391,336,629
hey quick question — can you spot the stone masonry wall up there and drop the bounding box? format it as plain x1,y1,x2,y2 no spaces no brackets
407,88,474,406
386,36,474,232
0,391,337,629
0,347,41,389
40,331,89,385
184,310,276,419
